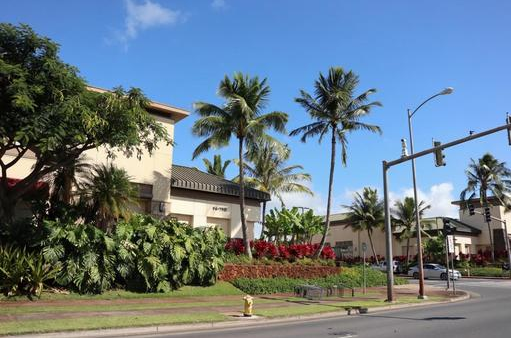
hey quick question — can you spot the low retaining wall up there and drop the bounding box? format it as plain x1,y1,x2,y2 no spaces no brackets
219,263,341,281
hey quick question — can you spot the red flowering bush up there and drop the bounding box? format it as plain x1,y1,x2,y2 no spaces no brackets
251,240,278,259
278,244,291,260
320,245,336,260
225,239,336,261
225,238,244,255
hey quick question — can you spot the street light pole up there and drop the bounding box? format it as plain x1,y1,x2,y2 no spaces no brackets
407,87,453,299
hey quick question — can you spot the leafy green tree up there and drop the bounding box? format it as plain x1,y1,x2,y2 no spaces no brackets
460,153,511,261
202,154,231,178
235,141,312,237
392,197,431,266
79,164,137,232
0,24,170,223
343,188,384,264
290,67,382,258
192,73,288,258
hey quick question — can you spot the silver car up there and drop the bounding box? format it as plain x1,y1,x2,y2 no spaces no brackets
408,263,461,280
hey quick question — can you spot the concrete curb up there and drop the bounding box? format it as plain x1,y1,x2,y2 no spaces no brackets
8,291,471,338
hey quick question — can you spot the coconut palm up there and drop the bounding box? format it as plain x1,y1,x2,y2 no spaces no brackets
202,154,231,178
460,153,511,261
290,67,382,258
392,197,431,266
235,141,313,237
80,164,137,232
192,73,288,258
343,188,384,264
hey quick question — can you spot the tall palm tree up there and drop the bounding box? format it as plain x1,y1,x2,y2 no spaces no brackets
290,67,382,258
202,154,231,178
460,153,511,261
192,73,288,258
80,164,137,232
343,187,384,264
392,197,431,266
235,141,313,237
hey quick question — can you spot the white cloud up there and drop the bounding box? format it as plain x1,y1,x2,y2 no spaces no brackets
389,182,458,218
211,0,226,9
112,0,184,48
265,183,343,215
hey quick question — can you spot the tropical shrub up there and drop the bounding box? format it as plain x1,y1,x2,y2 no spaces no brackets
0,244,60,297
41,221,117,294
263,207,323,243
114,215,226,292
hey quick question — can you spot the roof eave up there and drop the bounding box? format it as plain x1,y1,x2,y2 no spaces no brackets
86,85,189,123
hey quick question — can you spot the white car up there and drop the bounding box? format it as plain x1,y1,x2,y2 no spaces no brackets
408,263,461,280
371,260,400,273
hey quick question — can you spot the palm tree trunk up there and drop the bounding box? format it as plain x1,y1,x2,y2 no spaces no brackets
406,236,410,267
238,137,252,259
368,229,379,265
260,201,267,240
314,127,336,259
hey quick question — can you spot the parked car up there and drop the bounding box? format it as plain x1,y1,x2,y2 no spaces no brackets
371,260,400,273
408,263,461,280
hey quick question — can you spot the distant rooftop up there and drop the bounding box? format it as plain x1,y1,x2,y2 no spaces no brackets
171,165,271,202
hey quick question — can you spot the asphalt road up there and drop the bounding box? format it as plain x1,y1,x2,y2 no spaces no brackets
139,278,511,338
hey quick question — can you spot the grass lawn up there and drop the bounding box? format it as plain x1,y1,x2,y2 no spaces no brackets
462,267,510,278
0,281,243,302
0,298,279,315
0,313,227,335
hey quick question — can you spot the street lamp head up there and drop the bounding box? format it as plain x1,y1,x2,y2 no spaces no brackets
439,87,454,95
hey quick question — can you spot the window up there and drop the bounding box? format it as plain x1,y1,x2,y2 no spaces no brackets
334,241,353,258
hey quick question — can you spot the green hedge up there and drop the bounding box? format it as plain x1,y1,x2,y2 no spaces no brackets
232,266,407,295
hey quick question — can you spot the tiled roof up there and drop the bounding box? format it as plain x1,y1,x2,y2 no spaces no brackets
393,217,482,236
171,165,271,201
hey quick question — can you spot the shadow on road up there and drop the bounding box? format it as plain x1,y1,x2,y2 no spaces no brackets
362,314,466,321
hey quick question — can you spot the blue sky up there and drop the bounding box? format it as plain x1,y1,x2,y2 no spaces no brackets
3,0,511,217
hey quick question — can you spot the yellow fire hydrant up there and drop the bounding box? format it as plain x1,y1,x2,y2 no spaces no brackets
243,295,254,317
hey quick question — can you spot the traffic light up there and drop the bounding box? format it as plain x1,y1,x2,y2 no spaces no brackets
468,204,475,216
443,218,456,236
433,140,446,167
484,207,491,223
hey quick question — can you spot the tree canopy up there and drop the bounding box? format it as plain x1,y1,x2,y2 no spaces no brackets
0,23,170,222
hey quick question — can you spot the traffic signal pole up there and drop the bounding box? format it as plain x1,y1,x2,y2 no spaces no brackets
383,119,511,302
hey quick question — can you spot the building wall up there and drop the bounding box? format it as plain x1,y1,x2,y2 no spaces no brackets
2,115,175,218
458,204,510,251
313,222,477,258
169,194,260,239
312,225,401,258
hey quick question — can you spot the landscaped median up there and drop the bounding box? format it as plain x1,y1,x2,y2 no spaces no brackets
0,279,465,336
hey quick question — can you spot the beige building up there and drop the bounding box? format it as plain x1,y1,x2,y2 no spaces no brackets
3,86,269,236
316,197,510,259
169,165,270,239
